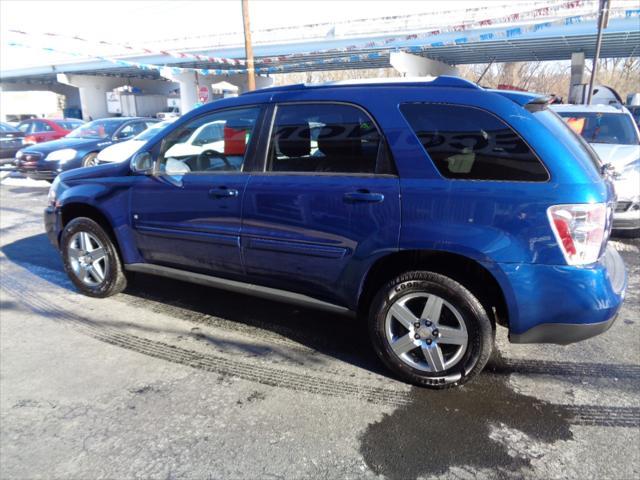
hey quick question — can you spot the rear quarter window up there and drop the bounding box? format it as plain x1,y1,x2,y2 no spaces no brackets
400,103,549,181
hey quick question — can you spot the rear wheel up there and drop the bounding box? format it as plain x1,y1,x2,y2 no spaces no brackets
369,271,493,388
61,217,127,297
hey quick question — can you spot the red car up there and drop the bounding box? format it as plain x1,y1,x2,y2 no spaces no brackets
17,118,84,145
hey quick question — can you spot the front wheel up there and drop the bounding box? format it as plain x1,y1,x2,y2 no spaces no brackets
81,152,98,168
369,271,493,389
60,217,127,297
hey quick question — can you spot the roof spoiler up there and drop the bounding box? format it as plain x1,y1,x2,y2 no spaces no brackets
524,95,555,112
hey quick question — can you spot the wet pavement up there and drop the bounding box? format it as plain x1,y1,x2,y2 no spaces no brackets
1,173,638,479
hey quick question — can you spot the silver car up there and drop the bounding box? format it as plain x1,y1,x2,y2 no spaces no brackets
551,104,640,236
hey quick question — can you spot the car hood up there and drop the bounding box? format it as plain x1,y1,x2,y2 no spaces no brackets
590,143,640,170
21,136,111,155
58,157,130,183
97,140,145,162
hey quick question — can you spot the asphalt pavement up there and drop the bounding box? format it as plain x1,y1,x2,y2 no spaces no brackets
0,172,638,480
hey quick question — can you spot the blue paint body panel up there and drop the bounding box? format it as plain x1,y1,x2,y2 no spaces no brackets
47,78,627,341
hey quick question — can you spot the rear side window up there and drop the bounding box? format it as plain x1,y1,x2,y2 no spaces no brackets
400,103,549,181
56,121,83,130
33,121,54,133
269,103,386,174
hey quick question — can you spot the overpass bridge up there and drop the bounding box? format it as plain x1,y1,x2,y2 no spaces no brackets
1,0,638,119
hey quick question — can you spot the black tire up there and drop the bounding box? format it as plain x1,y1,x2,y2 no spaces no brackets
81,152,98,168
369,271,493,389
60,217,127,298
612,228,640,239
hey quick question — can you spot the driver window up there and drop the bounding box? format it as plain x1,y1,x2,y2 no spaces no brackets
158,107,260,175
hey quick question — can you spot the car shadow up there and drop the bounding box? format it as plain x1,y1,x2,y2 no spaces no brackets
3,233,640,385
1,232,391,377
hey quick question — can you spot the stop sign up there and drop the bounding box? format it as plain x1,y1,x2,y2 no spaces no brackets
198,86,209,103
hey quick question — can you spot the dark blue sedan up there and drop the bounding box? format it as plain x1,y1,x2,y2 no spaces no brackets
15,117,157,181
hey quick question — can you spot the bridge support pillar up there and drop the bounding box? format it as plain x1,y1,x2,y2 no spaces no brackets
57,74,177,120
569,52,587,104
57,74,127,121
160,70,201,115
390,51,458,77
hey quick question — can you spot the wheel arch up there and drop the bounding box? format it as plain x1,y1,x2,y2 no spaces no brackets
357,249,511,329
59,202,121,256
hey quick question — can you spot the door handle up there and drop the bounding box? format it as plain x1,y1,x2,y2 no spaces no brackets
208,186,239,198
343,190,384,203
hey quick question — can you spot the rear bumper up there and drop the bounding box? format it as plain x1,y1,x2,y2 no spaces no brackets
502,245,626,345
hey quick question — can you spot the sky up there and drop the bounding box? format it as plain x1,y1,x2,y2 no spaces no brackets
1,0,630,73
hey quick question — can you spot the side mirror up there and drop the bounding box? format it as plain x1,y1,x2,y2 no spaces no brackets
130,151,154,174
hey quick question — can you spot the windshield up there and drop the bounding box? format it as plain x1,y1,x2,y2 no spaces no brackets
534,109,602,173
134,121,173,141
66,119,122,139
0,122,19,133
556,111,640,145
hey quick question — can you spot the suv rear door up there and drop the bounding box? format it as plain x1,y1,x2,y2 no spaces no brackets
240,101,401,306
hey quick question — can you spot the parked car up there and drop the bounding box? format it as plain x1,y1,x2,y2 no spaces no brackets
156,106,181,120
0,122,26,164
551,104,640,235
627,105,640,127
45,77,626,389
17,118,84,145
97,119,177,164
16,117,157,181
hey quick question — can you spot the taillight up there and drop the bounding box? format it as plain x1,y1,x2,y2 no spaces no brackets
547,203,607,266
23,135,37,145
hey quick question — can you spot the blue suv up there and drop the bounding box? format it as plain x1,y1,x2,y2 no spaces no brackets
44,77,627,388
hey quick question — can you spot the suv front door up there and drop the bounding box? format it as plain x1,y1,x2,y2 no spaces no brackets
130,106,262,277
241,102,401,306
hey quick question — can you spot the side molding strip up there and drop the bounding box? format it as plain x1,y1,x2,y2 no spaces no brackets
124,263,355,317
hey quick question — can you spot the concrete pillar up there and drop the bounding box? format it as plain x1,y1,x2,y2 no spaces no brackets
57,74,177,120
390,51,458,77
569,52,587,104
159,70,200,115
160,70,274,112
57,74,126,120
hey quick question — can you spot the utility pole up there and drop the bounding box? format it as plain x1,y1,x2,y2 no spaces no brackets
586,0,609,104
242,0,256,91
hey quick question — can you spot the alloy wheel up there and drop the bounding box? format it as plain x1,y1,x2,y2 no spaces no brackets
67,231,109,287
384,292,468,373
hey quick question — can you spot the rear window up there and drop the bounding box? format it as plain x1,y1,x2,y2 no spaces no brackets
534,109,602,173
555,111,639,145
400,103,548,181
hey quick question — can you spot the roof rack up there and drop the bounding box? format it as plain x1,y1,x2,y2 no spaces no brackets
241,75,481,95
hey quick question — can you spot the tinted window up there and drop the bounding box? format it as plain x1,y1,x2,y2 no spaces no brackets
67,119,122,139
17,122,32,133
118,121,148,139
159,107,260,175
55,120,83,130
535,109,602,173
33,121,54,133
555,111,639,145
269,103,382,174
400,103,548,181
0,123,18,133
